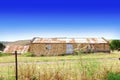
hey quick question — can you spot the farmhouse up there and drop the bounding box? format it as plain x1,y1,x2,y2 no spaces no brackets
3,45,29,54
29,37,110,56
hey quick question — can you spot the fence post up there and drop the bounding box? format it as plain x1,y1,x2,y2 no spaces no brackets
15,51,18,80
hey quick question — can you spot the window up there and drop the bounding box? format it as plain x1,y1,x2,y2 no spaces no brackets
46,44,52,50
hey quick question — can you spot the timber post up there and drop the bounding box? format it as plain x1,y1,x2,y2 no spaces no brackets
15,51,18,80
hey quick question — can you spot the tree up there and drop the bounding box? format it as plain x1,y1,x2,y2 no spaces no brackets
110,40,120,51
0,43,5,51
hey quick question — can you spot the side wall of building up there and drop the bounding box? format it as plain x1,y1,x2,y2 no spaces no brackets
93,43,110,52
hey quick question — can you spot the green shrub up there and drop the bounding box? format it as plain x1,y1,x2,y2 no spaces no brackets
110,40,120,51
58,54,65,56
0,43,5,51
73,49,83,55
40,54,45,57
0,53,11,57
107,72,120,80
22,52,35,57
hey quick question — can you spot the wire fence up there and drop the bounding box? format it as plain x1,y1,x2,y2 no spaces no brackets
0,51,120,80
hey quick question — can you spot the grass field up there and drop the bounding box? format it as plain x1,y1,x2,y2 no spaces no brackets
0,59,120,80
0,51,120,63
0,51,120,80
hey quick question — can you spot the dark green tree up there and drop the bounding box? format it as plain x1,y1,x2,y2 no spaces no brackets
0,43,5,51
110,40,120,51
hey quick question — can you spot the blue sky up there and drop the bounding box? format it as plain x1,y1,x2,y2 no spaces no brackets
0,0,120,41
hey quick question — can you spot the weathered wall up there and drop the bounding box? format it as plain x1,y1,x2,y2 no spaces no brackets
29,43,66,56
93,43,110,52
29,43,110,56
72,43,110,53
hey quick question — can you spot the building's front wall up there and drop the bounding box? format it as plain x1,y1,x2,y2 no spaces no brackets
29,43,110,56
29,43,66,56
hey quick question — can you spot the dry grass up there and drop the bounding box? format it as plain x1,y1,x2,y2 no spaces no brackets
0,59,120,80
18,60,120,80
0,52,120,80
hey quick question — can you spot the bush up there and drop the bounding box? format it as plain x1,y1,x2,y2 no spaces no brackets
0,43,5,51
58,53,66,56
0,53,11,57
107,72,120,80
110,40,120,51
22,52,35,57
73,49,83,55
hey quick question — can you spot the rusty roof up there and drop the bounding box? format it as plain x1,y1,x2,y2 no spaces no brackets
3,45,29,54
32,37,108,44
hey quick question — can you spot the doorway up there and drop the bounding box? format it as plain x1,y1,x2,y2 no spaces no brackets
66,44,73,54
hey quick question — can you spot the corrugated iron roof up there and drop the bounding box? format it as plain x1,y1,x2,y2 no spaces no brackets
3,45,29,54
32,37,108,43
